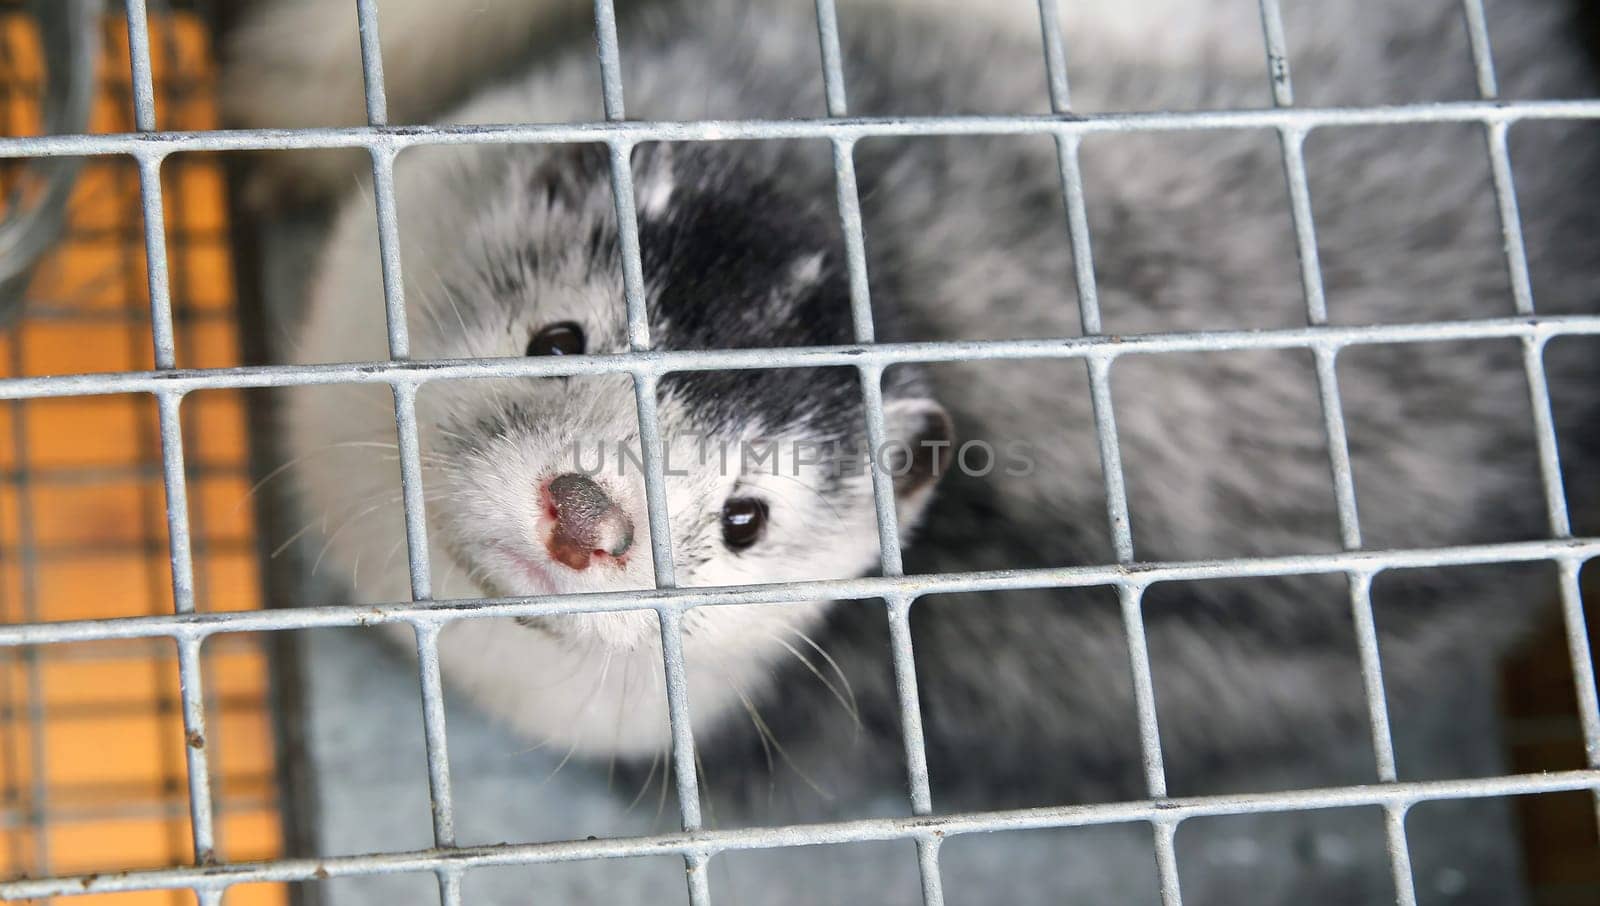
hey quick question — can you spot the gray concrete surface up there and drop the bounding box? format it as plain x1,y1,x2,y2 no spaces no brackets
280,626,1528,906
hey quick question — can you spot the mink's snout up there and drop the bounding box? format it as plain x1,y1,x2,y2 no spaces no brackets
543,473,634,571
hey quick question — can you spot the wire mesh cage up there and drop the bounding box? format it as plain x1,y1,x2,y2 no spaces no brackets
0,1,1597,905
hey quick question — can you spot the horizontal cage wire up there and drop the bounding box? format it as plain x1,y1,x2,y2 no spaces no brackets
0,0,1596,905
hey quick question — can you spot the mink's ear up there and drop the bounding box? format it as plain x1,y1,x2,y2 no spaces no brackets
531,142,673,213
882,396,956,510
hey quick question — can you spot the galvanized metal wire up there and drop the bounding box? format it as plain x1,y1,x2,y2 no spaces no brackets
0,0,1597,904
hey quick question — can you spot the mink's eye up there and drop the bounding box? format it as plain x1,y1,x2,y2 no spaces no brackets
721,498,768,550
527,322,585,356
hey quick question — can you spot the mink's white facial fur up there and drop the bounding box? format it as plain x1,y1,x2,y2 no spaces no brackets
228,0,1599,806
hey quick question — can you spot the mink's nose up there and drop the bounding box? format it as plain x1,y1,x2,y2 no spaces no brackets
544,473,634,570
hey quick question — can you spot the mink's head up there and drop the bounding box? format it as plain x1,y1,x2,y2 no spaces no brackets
406,142,951,670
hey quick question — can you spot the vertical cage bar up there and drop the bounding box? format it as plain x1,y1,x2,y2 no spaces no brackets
1043,35,1171,902
368,147,412,360
1459,0,1500,100
1051,131,1135,562
1118,583,1167,797
133,69,220,866
1262,23,1424,891
1052,133,1100,335
149,298,200,607
411,622,456,846
828,136,911,847
628,371,699,852
631,371,677,587
1466,22,1553,624
419,625,463,906
1383,805,1420,906
830,140,876,343
1280,122,1365,551
811,27,944,889
435,864,465,906
1277,127,1329,325
1453,20,1597,831
915,835,946,906
413,621,463,906
587,6,708,890
857,369,940,905
829,143,896,573
1555,559,1600,768
1255,0,1294,107
366,88,455,906
1344,571,1399,780
368,146,434,599
153,222,218,864
1312,347,1362,550
153,23,246,831
1521,335,1572,538
1035,0,1072,112
822,100,938,894
814,0,849,116
122,0,157,131
655,609,705,831
175,634,218,863
155,391,197,612
886,596,933,813
1087,356,1133,562
136,153,179,368
684,851,713,905
1486,122,1536,316
1120,582,1180,904
594,0,627,121
635,366,709,894
159,392,221,866
355,0,390,125
1458,6,1533,316
611,155,664,579
889,595,946,905
857,365,904,575
1517,332,1585,826
1152,819,1184,906
391,383,434,600
658,608,710,887
609,143,655,353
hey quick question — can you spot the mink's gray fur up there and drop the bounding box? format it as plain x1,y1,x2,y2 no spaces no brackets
225,0,1599,819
